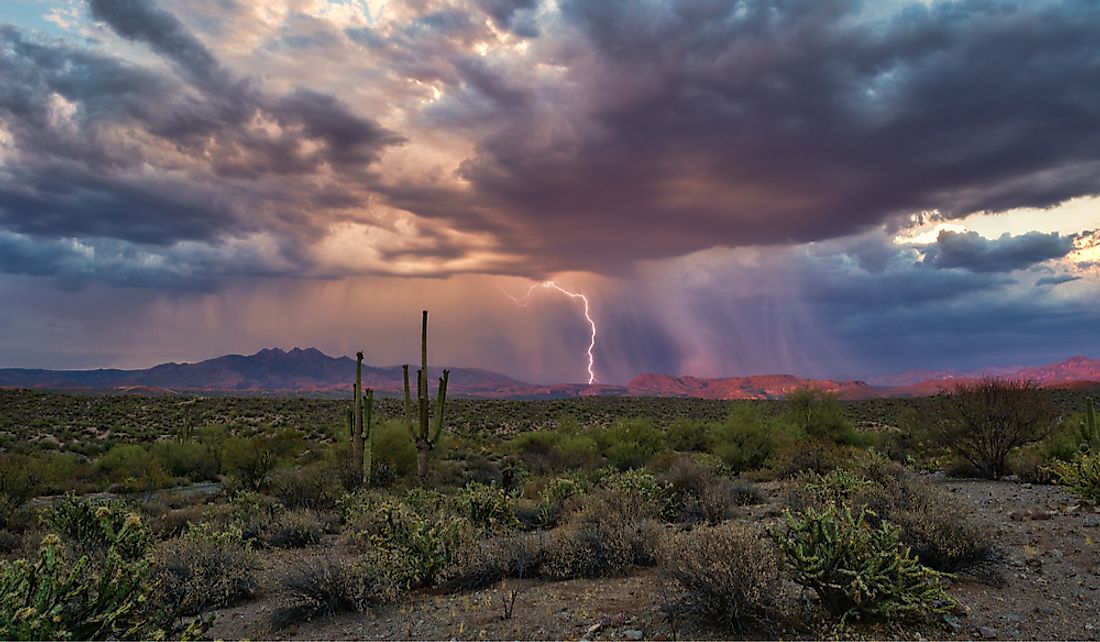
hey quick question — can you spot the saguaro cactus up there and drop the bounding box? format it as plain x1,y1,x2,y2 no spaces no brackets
353,352,364,483
350,352,375,486
403,310,450,481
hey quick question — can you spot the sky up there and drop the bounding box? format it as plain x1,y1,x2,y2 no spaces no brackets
0,0,1098,384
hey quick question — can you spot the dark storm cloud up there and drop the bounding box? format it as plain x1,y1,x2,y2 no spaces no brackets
786,232,1100,377
922,230,1076,273
381,0,1100,273
0,1,402,286
1036,274,1082,287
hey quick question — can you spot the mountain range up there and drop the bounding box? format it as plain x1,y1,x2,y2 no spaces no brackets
1,348,1098,399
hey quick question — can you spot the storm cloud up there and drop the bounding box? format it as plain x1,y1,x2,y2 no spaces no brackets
0,0,1098,380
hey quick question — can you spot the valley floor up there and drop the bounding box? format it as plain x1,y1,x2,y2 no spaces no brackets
208,477,1100,641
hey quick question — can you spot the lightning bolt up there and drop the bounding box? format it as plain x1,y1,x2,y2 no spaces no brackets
503,281,598,385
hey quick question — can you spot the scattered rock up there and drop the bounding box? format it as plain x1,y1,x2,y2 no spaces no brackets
582,622,603,641
1084,515,1099,528
978,625,998,639
623,629,644,641
943,614,962,632
1051,549,1065,561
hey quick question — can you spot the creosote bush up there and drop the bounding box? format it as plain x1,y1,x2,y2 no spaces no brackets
153,523,259,616
659,523,783,632
773,504,956,625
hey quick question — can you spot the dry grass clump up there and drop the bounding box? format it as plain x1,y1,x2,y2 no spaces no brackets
659,523,784,632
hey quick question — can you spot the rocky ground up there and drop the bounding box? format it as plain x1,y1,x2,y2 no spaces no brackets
208,477,1099,641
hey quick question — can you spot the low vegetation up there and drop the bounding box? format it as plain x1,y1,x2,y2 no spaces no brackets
0,381,1091,639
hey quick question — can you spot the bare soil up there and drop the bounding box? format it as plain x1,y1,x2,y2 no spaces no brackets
208,477,1100,641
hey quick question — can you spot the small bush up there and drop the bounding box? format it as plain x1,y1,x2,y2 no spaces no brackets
543,492,663,579
268,463,346,510
593,419,666,470
595,468,675,520
774,505,956,624
372,420,418,479
1050,452,1100,503
94,444,170,492
150,440,219,482
455,483,519,532
658,455,741,524
707,406,787,473
534,477,581,528
267,509,324,548
667,419,709,452
659,523,783,631
220,436,279,490
153,523,259,616
441,531,547,591
887,483,1001,578
768,437,859,479
270,554,401,629
784,388,871,447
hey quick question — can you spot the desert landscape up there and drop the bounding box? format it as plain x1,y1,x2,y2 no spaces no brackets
2,0,1100,640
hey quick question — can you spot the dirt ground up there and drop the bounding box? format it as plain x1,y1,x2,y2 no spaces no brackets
207,477,1100,641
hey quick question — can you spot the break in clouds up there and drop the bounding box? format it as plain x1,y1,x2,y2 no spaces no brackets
0,0,1098,380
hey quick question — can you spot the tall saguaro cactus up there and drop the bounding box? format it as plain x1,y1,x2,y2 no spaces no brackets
350,351,375,487
403,310,450,481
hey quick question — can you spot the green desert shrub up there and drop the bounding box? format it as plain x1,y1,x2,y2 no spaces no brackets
595,419,666,470
533,477,582,528
220,436,279,490
268,463,347,510
773,504,956,625
784,388,872,447
659,523,784,631
707,406,788,473
149,440,218,482
372,420,418,480
153,523,260,616
666,418,709,452
94,444,170,492
593,468,675,520
455,483,519,532
1050,452,1100,503
768,437,862,479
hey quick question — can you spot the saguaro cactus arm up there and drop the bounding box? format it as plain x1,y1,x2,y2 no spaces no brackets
402,364,417,440
430,369,449,445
